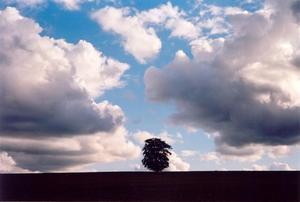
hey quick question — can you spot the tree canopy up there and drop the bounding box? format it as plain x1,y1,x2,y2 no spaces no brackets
142,138,172,172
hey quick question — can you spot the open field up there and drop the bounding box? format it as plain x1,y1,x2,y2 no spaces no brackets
0,171,299,201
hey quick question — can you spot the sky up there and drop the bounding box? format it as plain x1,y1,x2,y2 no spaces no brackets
0,0,300,172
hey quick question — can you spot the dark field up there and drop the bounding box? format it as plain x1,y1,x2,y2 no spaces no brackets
0,171,299,201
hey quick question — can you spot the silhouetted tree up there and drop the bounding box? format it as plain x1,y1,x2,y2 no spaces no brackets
142,138,172,172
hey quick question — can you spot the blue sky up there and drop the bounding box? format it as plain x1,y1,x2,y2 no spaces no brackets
0,0,300,172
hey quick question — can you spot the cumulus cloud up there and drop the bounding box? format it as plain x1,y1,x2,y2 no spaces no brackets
184,144,298,165
269,162,295,171
91,7,162,64
91,2,199,63
0,7,128,137
138,3,199,40
145,0,300,155
251,162,295,171
0,7,139,171
166,151,190,171
0,152,29,173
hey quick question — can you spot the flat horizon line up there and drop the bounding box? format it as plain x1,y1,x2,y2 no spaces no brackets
1,170,299,175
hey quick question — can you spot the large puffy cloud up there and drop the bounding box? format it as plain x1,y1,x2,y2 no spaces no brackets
91,2,199,63
0,7,127,137
145,0,300,152
0,7,140,171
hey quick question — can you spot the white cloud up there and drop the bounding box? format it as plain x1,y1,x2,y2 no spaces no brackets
133,130,177,145
53,0,91,10
181,150,198,157
91,7,161,64
201,144,298,164
267,146,291,159
224,7,249,16
251,164,268,171
189,37,224,62
251,162,295,171
91,2,200,63
197,7,230,36
196,4,250,38
165,17,199,40
200,152,220,162
61,39,129,97
166,152,190,171
137,2,181,24
269,162,295,171
138,2,199,40
132,131,155,144
0,7,139,172
0,152,29,173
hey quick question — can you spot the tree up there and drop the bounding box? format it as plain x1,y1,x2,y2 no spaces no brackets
142,138,172,172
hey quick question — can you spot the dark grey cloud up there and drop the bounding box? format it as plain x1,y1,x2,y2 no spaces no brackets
292,55,300,68
145,1,300,147
0,77,123,137
291,0,300,21
145,62,300,147
9,151,93,172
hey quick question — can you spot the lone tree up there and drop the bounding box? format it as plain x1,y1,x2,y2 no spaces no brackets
142,138,172,172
